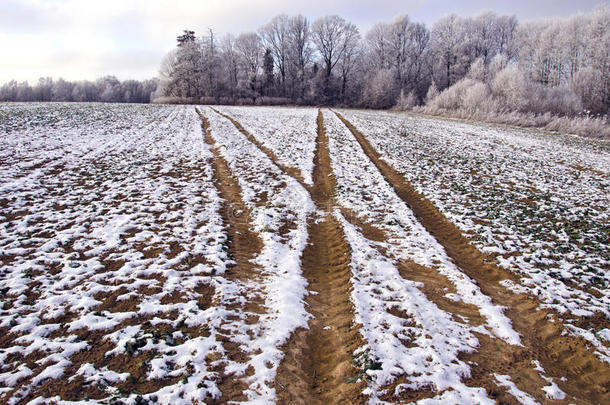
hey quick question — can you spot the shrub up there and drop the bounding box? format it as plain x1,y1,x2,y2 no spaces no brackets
361,69,399,109
394,90,418,111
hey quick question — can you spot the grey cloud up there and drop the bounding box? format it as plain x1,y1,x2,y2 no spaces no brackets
0,0,606,82
0,0,64,34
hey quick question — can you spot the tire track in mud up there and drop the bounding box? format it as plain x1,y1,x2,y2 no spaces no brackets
341,214,556,403
275,110,364,405
197,108,266,402
209,107,308,188
334,111,610,404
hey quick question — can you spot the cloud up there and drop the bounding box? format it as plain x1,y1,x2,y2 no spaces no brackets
0,0,605,83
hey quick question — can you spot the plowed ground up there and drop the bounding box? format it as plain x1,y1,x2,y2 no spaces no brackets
0,104,607,405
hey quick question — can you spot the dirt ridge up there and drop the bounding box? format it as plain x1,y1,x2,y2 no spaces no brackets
197,108,266,402
209,107,308,187
334,110,610,404
275,110,364,405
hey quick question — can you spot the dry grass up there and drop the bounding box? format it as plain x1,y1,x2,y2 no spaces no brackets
414,106,610,139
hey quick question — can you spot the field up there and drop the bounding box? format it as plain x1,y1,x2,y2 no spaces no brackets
0,103,608,404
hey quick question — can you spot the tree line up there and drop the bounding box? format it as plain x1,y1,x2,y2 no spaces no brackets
156,6,609,119
1,5,608,125
0,76,158,103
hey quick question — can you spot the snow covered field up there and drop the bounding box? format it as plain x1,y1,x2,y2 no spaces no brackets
0,103,608,404
0,103,248,403
339,109,610,361
215,106,318,186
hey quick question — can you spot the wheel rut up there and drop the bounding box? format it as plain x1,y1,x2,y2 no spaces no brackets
196,108,266,402
209,107,308,188
338,210,555,403
334,111,610,404
275,110,364,405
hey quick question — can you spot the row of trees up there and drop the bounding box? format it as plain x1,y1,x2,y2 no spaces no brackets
157,6,609,116
422,6,610,117
1,6,607,119
0,76,158,103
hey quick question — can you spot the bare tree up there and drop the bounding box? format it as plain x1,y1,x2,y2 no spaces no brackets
311,15,361,102
405,22,431,98
431,14,467,89
338,23,361,102
236,32,263,101
287,15,313,100
388,15,411,85
260,15,290,96
311,15,349,79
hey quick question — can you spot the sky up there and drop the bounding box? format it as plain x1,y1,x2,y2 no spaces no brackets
0,0,606,83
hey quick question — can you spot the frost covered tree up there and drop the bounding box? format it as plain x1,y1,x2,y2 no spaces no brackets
362,69,398,108
425,81,439,104
219,34,240,102
2,7,608,113
51,79,74,101
173,40,202,98
365,22,392,71
35,77,54,101
97,76,122,102
431,14,467,89
2,7,590,113
0,76,155,103
362,16,431,103
260,15,290,96
236,32,263,101
286,15,313,101
200,29,222,100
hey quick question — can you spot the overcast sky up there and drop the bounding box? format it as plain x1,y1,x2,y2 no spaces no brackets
0,0,605,83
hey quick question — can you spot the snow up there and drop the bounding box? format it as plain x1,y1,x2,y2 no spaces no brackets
530,360,567,400
0,103,238,403
338,108,610,361
323,110,521,346
200,106,316,403
215,106,318,185
338,212,493,404
541,381,566,400
494,374,540,405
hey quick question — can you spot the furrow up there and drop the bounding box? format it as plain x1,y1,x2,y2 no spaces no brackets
209,107,308,188
196,108,266,401
275,110,364,405
334,110,610,404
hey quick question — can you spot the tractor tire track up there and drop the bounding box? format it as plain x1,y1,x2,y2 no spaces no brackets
197,108,266,402
334,111,610,404
275,110,365,405
209,107,308,188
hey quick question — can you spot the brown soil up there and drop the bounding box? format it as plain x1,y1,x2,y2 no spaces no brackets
275,110,365,405
334,111,610,404
338,207,568,403
209,107,308,188
0,111,269,404
571,164,608,177
197,108,267,401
